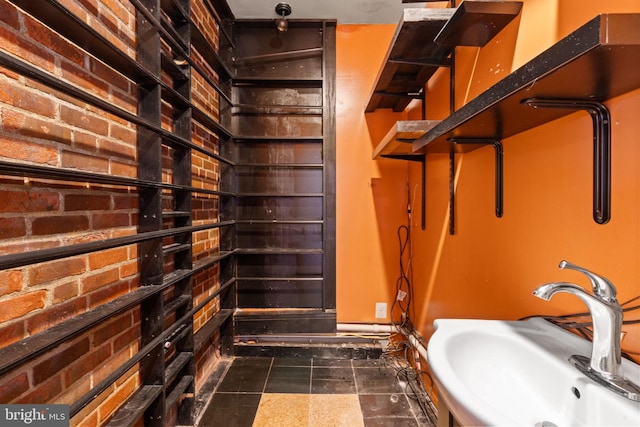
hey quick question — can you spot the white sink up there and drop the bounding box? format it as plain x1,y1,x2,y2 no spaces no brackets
427,318,640,426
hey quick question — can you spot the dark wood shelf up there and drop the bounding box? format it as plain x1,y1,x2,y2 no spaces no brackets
414,13,640,153
434,1,523,47
366,2,522,112
193,309,234,353
365,7,454,112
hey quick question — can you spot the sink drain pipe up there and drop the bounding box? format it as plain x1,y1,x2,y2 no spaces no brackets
337,323,428,362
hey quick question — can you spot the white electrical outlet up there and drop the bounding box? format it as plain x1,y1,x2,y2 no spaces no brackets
375,302,387,319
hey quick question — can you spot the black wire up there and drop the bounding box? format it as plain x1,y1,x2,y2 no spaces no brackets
384,207,439,425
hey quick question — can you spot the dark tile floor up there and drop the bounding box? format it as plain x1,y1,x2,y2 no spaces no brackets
198,357,436,427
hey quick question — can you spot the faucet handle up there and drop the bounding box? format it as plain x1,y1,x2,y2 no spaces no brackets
559,260,618,303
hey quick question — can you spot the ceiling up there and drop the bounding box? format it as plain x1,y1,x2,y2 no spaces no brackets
225,1,431,24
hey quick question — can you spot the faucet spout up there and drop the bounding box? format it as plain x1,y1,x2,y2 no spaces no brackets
559,260,617,302
533,262,640,401
533,281,623,378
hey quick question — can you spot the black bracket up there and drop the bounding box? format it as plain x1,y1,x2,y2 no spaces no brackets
447,139,504,235
523,98,611,224
381,154,427,230
388,57,452,67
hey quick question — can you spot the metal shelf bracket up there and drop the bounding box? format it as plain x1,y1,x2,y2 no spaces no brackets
382,154,427,230
447,138,504,235
523,98,611,224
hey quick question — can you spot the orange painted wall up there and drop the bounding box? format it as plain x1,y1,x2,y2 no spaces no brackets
335,24,410,323
336,1,640,359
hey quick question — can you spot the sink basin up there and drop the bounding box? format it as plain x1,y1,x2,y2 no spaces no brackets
427,318,640,426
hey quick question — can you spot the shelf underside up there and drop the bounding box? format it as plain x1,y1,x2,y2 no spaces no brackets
366,2,522,112
365,8,454,113
414,13,640,153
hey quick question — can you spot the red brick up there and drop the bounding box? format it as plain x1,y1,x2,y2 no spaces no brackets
119,260,138,278
96,8,119,36
88,247,128,270
24,15,85,66
33,337,90,384
0,217,26,239
100,0,133,25
61,150,109,173
60,105,109,136
0,239,59,257
110,161,137,178
74,411,98,427
0,372,29,402
60,59,109,96
65,194,111,211
0,189,60,213
0,290,46,323
0,120,58,164
113,194,137,210
0,103,71,144
93,349,135,390
0,2,20,30
93,212,131,229
89,58,130,93
74,0,99,17
26,297,87,335
28,257,86,286
98,371,138,422
16,375,63,404
0,78,57,118
92,312,132,346
64,342,112,386
82,268,119,294
88,281,129,308
0,270,23,297
113,325,139,353
0,321,25,347
6,30,56,72
98,137,136,159
32,214,89,235
53,281,79,303
73,130,99,152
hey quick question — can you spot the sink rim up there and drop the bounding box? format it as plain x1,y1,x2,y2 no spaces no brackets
427,318,640,426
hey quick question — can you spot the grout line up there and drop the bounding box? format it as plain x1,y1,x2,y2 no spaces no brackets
351,359,360,395
309,359,313,394
261,357,275,394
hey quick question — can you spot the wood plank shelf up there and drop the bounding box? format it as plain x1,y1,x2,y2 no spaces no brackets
413,13,640,153
365,7,454,112
373,120,440,159
366,1,522,112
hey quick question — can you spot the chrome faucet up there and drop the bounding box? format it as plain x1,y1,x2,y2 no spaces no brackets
533,260,640,401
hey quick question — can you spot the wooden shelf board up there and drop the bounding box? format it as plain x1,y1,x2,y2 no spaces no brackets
373,120,440,159
365,8,455,112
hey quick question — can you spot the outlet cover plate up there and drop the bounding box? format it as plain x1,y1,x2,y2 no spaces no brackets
375,302,387,319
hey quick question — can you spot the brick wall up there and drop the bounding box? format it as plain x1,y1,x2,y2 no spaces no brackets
0,0,141,424
0,0,225,425
191,0,225,392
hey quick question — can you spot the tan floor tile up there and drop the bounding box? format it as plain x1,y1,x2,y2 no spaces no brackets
253,394,310,427
309,394,364,427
